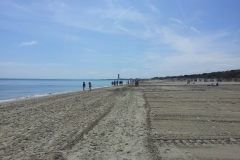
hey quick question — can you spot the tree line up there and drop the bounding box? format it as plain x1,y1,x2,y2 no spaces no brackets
152,69,240,79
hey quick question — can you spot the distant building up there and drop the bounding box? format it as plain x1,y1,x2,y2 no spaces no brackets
118,74,120,79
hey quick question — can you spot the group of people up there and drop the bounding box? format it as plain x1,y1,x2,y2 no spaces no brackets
208,82,219,86
83,80,139,91
111,80,124,86
82,82,92,91
187,80,219,86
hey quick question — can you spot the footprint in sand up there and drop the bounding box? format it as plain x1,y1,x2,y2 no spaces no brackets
164,149,171,153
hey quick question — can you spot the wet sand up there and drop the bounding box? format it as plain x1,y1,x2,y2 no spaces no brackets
0,81,240,159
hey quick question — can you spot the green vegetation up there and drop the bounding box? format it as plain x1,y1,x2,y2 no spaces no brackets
152,69,240,79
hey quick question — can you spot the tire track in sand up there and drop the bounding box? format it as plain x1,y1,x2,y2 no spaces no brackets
66,86,150,160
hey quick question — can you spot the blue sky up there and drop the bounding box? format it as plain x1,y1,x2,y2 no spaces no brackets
0,0,240,79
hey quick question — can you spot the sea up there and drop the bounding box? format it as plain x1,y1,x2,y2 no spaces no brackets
0,78,128,102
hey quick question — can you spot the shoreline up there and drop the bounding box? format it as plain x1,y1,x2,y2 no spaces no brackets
0,84,125,104
0,78,129,103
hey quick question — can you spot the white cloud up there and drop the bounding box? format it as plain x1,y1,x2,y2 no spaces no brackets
170,18,183,24
163,53,240,75
20,41,38,46
142,27,240,76
0,62,27,66
118,5,135,19
156,28,197,54
122,68,137,72
193,10,205,23
190,26,200,33
147,3,159,13
45,1,150,35
47,1,70,10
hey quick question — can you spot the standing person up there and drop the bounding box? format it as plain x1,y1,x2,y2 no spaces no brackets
88,82,92,91
83,82,86,91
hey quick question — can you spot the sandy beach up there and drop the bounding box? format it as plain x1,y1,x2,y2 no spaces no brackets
0,81,240,160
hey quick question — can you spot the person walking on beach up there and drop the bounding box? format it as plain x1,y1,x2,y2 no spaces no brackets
88,82,92,91
83,82,86,91
135,80,139,87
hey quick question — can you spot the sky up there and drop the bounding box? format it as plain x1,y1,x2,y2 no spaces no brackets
0,0,240,79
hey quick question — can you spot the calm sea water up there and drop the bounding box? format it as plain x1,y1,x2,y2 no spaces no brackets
0,79,128,102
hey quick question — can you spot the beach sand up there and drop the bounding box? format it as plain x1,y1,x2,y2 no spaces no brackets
0,81,240,159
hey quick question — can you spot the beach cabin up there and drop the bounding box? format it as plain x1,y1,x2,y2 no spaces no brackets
226,78,232,82
210,79,215,82
199,78,204,82
204,78,210,82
